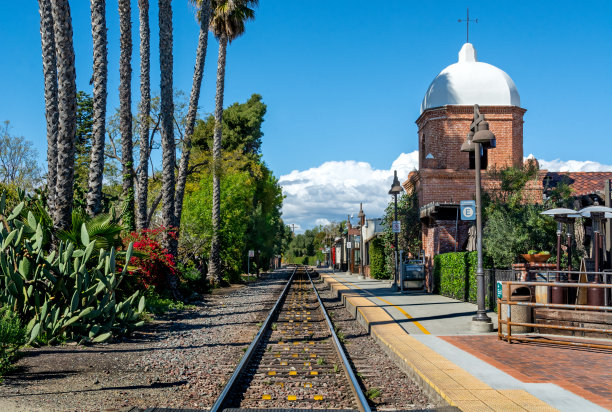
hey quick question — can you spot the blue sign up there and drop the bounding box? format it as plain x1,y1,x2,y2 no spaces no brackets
460,200,476,221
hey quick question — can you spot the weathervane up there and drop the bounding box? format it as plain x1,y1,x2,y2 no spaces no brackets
458,8,478,43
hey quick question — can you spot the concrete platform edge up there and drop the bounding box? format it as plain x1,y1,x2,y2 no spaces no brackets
319,272,560,412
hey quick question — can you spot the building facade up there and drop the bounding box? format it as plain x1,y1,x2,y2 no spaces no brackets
403,43,612,290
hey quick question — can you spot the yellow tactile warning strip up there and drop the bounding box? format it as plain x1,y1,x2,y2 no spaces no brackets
320,273,559,412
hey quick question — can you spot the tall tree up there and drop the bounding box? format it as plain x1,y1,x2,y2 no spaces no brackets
0,121,42,191
51,0,77,231
174,0,211,227
159,0,177,255
86,0,108,217
208,0,258,284
136,0,151,230
38,0,59,217
74,91,93,191
119,0,135,230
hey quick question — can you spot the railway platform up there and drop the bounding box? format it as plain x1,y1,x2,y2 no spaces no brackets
320,270,610,412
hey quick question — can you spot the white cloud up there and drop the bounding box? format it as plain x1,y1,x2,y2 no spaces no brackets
530,155,612,172
282,151,612,233
279,151,418,233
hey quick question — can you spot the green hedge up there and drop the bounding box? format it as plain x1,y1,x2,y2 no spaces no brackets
370,238,390,279
434,251,493,309
434,252,471,300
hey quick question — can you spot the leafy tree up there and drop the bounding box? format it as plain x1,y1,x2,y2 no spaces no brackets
194,93,266,156
482,164,574,268
182,162,257,283
380,190,422,276
0,121,42,191
74,91,93,191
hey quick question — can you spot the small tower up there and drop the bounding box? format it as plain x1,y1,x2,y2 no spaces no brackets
405,43,527,290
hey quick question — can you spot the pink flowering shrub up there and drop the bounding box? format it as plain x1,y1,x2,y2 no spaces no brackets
123,227,177,290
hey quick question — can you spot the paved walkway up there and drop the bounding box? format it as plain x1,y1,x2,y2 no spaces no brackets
319,270,610,412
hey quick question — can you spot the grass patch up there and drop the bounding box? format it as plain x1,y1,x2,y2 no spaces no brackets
365,387,382,399
145,289,195,315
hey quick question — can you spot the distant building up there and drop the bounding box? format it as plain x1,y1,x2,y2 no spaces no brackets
402,43,612,290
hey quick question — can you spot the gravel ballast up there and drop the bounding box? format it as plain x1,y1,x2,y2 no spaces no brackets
0,271,288,412
0,269,438,411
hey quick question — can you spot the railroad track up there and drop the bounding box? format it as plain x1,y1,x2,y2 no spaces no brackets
211,265,371,412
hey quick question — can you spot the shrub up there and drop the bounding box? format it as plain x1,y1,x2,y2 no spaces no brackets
124,227,177,291
0,197,145,344
369,238,390,279
434,252,468,299
434,251,494,308
0,305,25,375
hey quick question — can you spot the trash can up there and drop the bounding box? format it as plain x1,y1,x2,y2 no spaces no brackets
501,286,533,333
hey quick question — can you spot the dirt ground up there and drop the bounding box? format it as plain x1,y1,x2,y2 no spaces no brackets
0,273,288,412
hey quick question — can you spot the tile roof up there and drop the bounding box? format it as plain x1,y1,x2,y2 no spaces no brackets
544,172,612,196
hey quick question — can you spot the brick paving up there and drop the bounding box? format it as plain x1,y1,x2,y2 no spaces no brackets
441,335,612,410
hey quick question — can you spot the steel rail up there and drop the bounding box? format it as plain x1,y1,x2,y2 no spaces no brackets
306,268,372,412
210,266,297,412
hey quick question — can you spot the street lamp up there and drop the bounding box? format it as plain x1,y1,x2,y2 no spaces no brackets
460,105,495,332
389,170,403,290
358,203,365,280
541,208,580,304
579,205,612,306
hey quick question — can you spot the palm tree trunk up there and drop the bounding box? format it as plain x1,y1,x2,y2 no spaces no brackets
119,0,135,231
38,0,59,218
50,0,77,231
136,0,150,230
86,0,108,218
174,0,211,227
159,0,177,255
209,35,228,285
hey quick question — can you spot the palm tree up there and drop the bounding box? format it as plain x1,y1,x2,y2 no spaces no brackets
136,0,151,230
86,0,108,218
119,0,135,230
159,0,177,255
208,0,258,284
174,0,212,227
38,0,59,218
50,0,77,231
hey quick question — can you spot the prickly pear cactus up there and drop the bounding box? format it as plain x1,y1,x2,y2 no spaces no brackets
0,193,145,344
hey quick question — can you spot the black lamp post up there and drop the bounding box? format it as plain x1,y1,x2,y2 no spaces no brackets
389,170,403,290
358,203,365,279
461,105,495,331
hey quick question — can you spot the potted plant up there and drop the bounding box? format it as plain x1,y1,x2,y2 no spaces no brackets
521,250,551,263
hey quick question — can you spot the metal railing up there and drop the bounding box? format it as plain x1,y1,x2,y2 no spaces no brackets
497,278,612,350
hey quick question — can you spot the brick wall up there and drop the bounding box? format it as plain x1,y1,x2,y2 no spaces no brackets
416,105,526,171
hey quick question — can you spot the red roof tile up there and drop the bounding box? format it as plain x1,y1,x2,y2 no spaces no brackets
545,172,612,196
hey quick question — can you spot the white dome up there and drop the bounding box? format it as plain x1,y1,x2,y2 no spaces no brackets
420,43,520,113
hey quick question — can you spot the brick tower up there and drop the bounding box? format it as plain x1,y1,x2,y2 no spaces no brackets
404,43,528,290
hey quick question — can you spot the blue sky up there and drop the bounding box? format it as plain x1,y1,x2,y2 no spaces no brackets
1,1,611,230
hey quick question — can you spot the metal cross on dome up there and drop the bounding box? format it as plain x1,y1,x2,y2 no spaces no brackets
458,8,478,44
